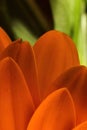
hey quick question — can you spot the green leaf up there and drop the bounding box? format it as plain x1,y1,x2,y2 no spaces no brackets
50,0,74,35
50,0,82,38
77,11,87,65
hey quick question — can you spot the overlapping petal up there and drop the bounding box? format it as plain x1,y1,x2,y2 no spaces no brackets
27,88,76,130
0,57,34,130
0,28,86,129
50,66,87,125
33,30,80,99
0,41,40,106
0,28,12,52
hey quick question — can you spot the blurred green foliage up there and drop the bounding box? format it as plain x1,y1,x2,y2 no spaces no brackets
0,0,87,64
50,0,87,65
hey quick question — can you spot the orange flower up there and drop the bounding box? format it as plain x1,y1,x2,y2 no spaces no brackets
0,27,86,130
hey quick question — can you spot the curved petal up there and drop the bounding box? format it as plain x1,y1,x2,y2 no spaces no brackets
50,65,87,125
27,88,76,130
0,57,34,130
62,32,80,64
33,30,80,99
0,28,12,52
73,121,87,130
0,41,40,106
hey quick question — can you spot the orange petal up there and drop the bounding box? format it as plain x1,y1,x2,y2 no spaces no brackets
73,121,87,130
0,41,40,107
0,57,34,130
33,30,80,99
51,65,87,125
0,27,12,52
27,88,76,130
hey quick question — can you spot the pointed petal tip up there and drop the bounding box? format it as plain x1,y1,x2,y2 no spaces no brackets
35,30,70,41
61,87,72,97
0,27,11,40
12,38,22,44
27,87,76,130
51,65,87,125
0,27,5,31
0,57,35,130
33,29,80,99
34,30,63,44
0,41,40,107
55,87,71,97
